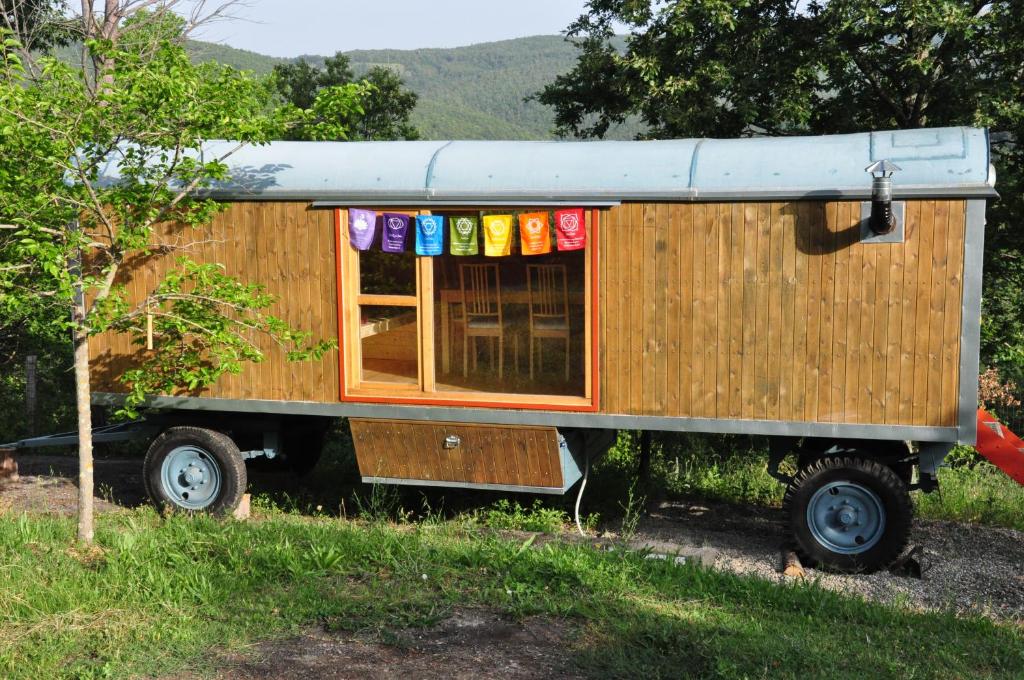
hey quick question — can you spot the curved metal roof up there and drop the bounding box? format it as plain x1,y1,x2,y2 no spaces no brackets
105,127,997,202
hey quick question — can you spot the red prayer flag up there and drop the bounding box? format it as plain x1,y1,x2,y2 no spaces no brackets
555,209,586,251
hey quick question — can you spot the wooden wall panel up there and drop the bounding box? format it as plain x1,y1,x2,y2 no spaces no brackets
349,418,563,488
599,200,967,427
89,202,340,403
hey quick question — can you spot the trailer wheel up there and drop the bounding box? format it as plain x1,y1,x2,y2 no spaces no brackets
783,456,911,573
144,427,247,515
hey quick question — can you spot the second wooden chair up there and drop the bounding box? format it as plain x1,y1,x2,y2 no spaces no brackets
459,263,505,379
526,263,570,382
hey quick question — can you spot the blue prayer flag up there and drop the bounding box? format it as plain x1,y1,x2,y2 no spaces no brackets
416,215,444,255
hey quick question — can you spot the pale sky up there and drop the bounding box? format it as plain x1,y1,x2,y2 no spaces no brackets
184,0,591,57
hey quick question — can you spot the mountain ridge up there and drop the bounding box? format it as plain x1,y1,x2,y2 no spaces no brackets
185,34,640,141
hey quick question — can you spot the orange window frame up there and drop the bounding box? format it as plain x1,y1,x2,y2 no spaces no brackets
334,207,601,412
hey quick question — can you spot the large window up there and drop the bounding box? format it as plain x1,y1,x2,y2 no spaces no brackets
337,208,597,409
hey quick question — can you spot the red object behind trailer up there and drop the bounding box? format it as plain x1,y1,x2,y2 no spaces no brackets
974,410,1024,486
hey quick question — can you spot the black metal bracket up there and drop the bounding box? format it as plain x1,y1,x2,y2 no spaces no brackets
767,437,798,485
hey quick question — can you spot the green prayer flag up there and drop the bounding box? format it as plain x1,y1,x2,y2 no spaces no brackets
450,215,479,255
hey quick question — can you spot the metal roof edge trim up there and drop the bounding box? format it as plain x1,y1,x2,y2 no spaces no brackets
201,185,998,203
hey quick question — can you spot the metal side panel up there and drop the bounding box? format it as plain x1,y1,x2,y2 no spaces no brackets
956,199,987,444
93,393,962,443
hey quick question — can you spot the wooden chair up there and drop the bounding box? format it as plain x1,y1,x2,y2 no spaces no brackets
460,263,505,379
527,264,570,381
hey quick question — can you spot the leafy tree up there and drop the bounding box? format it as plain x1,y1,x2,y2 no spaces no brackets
0,3,361,543
273,52,420,141
356,66,420,141
0,0,70,53
539,0,1024,380
272,58,324,110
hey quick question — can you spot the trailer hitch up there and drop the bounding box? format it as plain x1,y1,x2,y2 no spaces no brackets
0,421,159,450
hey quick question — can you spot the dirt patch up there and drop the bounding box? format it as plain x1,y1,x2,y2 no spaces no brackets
0,454,146,515
627,497,1024,622
212,608,581,680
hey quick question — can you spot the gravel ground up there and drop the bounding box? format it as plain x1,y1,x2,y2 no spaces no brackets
3,454,1022,623
629,497,1024,622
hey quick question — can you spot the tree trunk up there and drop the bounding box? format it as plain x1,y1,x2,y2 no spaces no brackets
73,323,94,544
24,354,37,436
71,214,93,545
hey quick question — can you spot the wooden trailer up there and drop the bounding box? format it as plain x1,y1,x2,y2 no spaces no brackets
90,126,996,571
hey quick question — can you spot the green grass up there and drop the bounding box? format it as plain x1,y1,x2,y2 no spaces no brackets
917,463,1024,530
0,508,1021,680
479,498,573,533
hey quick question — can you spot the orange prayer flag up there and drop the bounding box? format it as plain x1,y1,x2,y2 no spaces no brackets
518,212,551,255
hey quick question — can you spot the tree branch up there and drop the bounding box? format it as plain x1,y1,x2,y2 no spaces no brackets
849,51,910,126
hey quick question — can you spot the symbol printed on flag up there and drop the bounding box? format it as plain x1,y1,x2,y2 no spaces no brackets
560,213,579,233
353,215,369,232
526,217,544,235
985,420,1006,439
387,217,404,232
421,217,438,235
490,218,507,234
455,217,474,236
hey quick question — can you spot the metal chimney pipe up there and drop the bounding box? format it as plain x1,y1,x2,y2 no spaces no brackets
865,160,901,236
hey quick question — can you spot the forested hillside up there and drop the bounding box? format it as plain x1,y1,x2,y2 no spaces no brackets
185,40,285,75
183,35,640,140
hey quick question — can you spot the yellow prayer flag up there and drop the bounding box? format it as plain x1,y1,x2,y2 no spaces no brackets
482,214,513,256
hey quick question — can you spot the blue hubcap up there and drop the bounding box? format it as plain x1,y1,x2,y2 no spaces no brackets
160,445,222,510
806,481,885,555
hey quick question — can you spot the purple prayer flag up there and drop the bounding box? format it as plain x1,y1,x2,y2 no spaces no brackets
416,215,444,256
381,212,411,252
347,208,377,251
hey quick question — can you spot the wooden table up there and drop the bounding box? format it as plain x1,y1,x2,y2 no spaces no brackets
438,288,584,375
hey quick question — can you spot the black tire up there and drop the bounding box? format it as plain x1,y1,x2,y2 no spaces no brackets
143,426,247,515
783,456,912,573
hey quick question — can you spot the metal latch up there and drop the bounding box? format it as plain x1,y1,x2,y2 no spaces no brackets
443,434,461,449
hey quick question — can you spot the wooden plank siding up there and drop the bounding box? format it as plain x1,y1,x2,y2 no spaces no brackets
90,198,967,430
598,200,967,427
88,202,340,403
